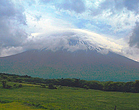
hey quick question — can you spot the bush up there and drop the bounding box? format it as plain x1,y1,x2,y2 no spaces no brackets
41,84,46,88
18,84,22,88
2,81,6,88
83,85,89,89
2,81,12,89
5,85,12,89
48,84,57,89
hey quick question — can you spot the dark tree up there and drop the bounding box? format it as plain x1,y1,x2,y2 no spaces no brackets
124,82,134,92
134,80,139,93
114,105,117,110
2,81,6,88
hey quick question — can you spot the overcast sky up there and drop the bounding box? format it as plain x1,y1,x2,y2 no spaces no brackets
0,0,139,62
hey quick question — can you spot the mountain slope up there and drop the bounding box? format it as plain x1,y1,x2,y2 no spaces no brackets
0,49,139,81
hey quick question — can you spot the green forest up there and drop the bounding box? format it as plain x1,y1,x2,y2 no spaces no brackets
0,73,139,93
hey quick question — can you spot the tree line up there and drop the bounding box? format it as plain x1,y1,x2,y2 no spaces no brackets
0,73,139,93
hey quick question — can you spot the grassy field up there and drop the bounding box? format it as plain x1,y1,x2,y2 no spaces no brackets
0,82,139,110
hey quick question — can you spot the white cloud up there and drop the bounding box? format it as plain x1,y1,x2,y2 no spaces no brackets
25,11,75,34
40,0,86,13
0,0,27,56
23,28,124,56
129,22,139,48
0,47,24,57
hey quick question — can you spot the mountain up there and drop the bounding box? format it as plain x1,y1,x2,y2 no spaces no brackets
0,48,139,81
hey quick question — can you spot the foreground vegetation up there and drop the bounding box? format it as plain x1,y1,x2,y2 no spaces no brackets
0,82,139,110
0,73,139,110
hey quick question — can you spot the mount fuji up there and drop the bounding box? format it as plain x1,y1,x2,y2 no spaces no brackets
0,32,139,81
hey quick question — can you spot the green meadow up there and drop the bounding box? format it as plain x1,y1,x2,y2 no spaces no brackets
0,82,139,110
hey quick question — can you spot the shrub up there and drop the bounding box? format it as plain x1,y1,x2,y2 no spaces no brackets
5,85,12,89
2,81,6,88
41,84,46,88
83,85,89,89
18,84,22,88
48,84,57,89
